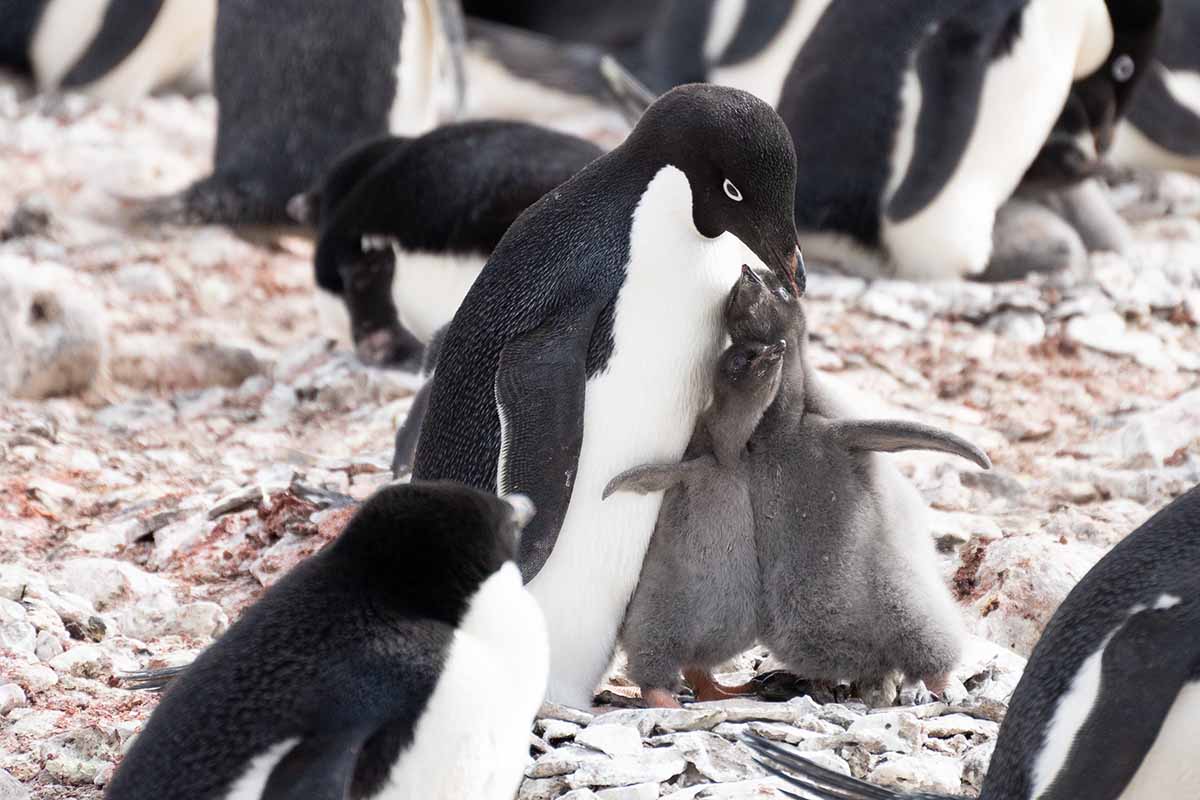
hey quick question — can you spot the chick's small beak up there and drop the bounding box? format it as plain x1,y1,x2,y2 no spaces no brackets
741,264,764,286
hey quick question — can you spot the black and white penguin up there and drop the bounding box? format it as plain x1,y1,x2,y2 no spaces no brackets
1110,0,1200,174
105,481,546,800
461,0,661,57
296,121,603,369
0,0,215,101
410,83,803,708
749,483,1200,800
140,0,464,230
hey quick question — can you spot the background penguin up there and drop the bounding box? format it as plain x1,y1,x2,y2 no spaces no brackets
105,481,546,800
605,290,786,709
461,0,662,57
293,121,603,369
749,483,1200,800
1110,0,1200,174
138,0,465,232
409,83,804,709
730,269,988,700
0,0,216,102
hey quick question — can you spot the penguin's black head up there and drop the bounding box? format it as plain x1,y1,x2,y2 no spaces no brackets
335,481,534,625
628,83,806,295
1024,0,1162,189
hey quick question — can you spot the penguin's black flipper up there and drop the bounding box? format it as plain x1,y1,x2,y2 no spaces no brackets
599,55,658,125
602,456,714,500
886,5,1016,221
744,734,955,799
1035,598,1200,800
494,315,591,583
828,420,991,470
261,731,370,800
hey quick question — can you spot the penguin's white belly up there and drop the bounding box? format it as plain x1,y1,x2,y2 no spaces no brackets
710,0,832,108
377,565,547,800
524,165,752,708
1110,68,1200,174
222,738,301,800
882,0,1107,279
30,0,108,89
392,249,486,342
392,0,442,137
1115,681,1200,800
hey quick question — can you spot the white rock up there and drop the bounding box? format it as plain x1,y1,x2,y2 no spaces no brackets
590,707,725,737
0,597,26,623
10,709,63,736
566,747,687,789
596,783,660,800
868,752,963,794
655,731,765,783
526,746,610,779
49,644,109,678
34,630,64,661
559,791,599,800
968,536,1106,655
668,779,787,799
576,724,644,758
0,565,49,601
0,769,30,800
518,777,573,800
0,620,36,653
1084,388,1200,469
0,683,28,715
1065,312,1173,371
113,262,176,299
539,703,595,726
848,712,923,752
922,713,999,740
986,310,1045,344
52,558,174,610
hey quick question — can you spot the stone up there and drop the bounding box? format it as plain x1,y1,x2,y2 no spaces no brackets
968,536,1106,655
922,714,999,740
113,263,175,299
868,753,964,794
0,620,36,653
1065,312,1173,371
95,398,175,433
577,724,644,758
566,747,688,789
668,779,787,799
34,630,64,661
848,712,923,752
961,739,996,790
655,732,765,783
49,643,109,678
37,725,121,785
986,310,1045,344
0,257,107,399
590,707,726,737
527,746,611,779
0,770,30,800
689,699,801,724
559,791,600,800
10,709,64,736
518,777,573,800
1084,388,1200,469
0,565,50,601
538,719,580,742
52,558,174,610
0,683,28,714
596,784,660,800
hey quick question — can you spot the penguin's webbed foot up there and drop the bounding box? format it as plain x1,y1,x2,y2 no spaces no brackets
641,687,683,709
354,326,424,371
684,667,757,702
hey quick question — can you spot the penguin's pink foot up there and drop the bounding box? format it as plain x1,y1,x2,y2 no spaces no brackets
684,668,756,702
923,672,951,695
641,687,683,709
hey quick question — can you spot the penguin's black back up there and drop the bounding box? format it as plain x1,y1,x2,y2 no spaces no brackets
207,0,404,223
980,485,1200,800
1126,0,1200,157
0,0,49,72
106,483,517,800
776,0,1022,249
315,121,603,293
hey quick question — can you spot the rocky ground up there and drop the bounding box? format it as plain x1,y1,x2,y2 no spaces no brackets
1,73,1199,800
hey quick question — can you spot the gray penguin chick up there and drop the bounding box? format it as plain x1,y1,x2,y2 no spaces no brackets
731,268,990,697
604,331,787,709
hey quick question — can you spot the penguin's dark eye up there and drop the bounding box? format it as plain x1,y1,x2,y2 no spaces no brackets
1112,55,1135,83
723,179,743,202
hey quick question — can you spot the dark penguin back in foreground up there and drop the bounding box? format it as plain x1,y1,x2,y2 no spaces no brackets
173,0,406,225
980,484,1200,800
1126,0,1200,156
0,1,49,72
313,121,603,294
105,483,517,800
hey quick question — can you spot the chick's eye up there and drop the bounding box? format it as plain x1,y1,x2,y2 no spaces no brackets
1112,54,1135,82
723,179,743,202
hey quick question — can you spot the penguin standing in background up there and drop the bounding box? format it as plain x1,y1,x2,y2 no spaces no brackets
293,121,603,369
0,0,216,102
750,483,1200,800
410,83,804,709
106,482,547,800
138,0,465,232
1110,0,1200,174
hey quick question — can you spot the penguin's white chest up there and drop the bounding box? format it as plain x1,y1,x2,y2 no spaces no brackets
525,165,759,707
376,564,547,800
1113,681,1200,799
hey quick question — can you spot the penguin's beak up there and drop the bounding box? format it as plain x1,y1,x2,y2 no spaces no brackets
756,232,806,297
740,264,764,286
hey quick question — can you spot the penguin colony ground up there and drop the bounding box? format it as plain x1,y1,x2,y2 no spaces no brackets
2,0,1199,798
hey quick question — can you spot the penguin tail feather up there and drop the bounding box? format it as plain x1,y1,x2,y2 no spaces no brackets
743,734,958,799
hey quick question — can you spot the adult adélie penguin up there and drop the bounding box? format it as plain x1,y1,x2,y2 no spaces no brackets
410,83,803,709
748,483,1200,800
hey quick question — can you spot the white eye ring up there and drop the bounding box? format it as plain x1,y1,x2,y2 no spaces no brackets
723,179,743,202
1112,54,1135,83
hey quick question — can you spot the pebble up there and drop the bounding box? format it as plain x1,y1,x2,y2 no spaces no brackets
0,683,28,715
577,725,644,758
49,644,109,679
869,752,963,793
